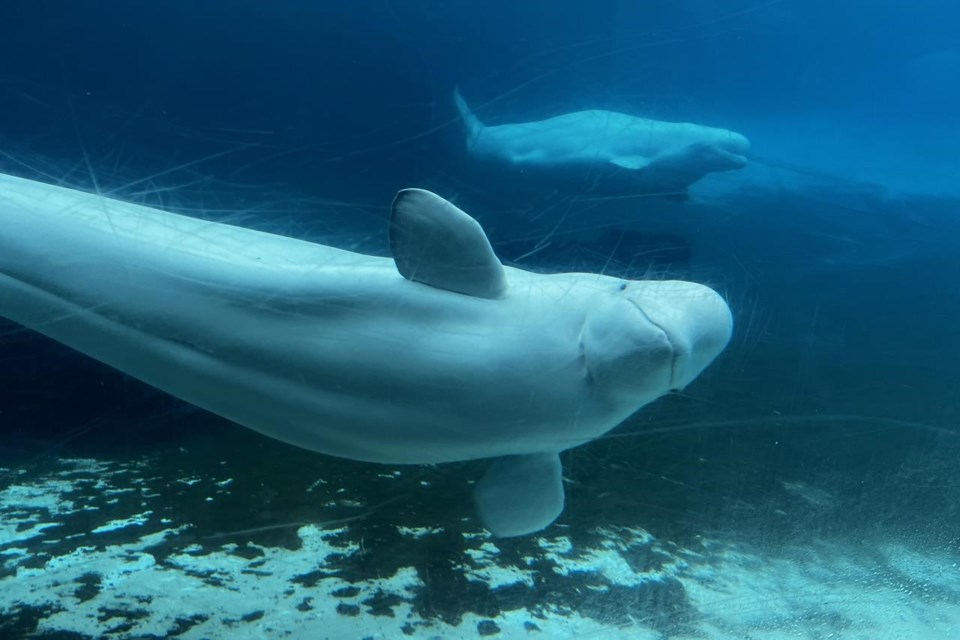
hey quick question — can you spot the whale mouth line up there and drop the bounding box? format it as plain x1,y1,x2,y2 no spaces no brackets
625,297,681,390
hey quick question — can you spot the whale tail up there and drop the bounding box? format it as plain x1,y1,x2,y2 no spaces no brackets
453,87,484,146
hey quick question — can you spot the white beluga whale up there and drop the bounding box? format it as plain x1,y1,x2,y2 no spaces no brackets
0,172,733,536
455,88,750,194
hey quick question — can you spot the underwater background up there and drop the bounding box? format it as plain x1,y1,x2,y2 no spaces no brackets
0,1,958,638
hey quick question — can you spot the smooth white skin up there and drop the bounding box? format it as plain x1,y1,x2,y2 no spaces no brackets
456,92,750,187
0,172,732,467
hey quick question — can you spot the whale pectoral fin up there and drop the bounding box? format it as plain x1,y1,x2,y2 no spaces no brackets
390,188,507,300
474,452,564,537
610,155,653,171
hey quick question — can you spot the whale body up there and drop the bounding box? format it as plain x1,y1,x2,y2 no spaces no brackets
455,89,750,194
0,172,732,536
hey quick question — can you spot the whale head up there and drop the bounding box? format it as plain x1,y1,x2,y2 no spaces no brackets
581,279,733,402
475,273,732,538
696,128,751,171
390,188,733,415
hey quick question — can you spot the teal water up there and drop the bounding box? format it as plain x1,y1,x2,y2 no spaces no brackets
0,1,957,637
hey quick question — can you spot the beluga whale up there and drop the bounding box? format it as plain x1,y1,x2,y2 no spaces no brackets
455,88,750,195
0,171,733,536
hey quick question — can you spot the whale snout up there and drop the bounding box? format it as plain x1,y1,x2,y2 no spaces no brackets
729,131,751,155
581,280,732,400
725,132,751,168
627,281,733,390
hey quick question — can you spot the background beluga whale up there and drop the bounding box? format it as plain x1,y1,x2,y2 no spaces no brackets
455,88,751,195
0,172,732,537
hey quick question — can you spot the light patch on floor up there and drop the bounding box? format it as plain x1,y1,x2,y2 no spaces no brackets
677,541,960,640
463,541,536,589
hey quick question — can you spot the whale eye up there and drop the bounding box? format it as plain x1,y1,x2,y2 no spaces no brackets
619,283,628,291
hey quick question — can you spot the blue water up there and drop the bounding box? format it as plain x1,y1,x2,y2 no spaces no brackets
1,1,958,638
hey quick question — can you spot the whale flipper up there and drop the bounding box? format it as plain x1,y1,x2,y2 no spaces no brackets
390,188,507,299
474,452,564,537
610,155,653,171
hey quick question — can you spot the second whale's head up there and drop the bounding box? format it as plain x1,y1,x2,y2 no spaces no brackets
694,127,751,171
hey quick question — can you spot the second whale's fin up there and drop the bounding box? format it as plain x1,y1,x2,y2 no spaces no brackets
610,155,653,171
390,188,507,299
474,452,564,537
